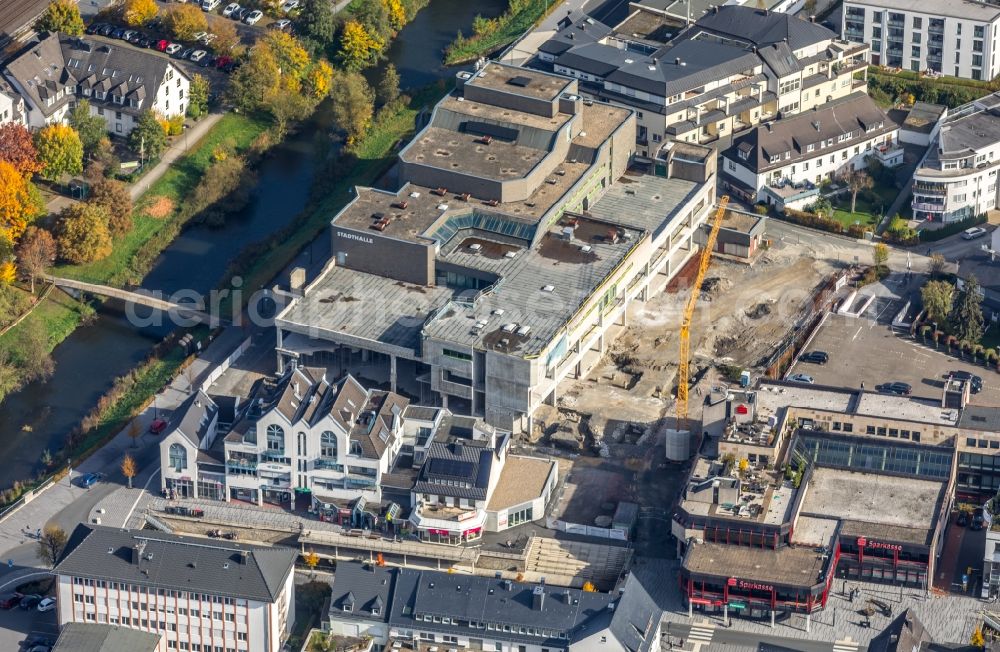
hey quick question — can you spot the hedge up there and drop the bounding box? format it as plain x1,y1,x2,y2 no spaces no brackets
919,213,988,242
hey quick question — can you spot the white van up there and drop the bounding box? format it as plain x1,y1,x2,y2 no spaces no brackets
202,0,221,10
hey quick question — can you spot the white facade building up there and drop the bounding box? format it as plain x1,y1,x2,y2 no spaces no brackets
3,33,189,134
842,0,1000,79
53,525,297,652
720,92,900,204
912,92,1000,223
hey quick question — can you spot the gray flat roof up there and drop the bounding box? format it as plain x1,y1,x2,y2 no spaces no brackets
799,468,943,537
465,62,574,101
684,541,829,587
587,172,700,240
53,624,160,652
903,102,946,135
844,0,1000,21
277,265,452,357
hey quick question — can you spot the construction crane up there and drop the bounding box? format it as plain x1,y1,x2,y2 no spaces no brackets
676,195,730,431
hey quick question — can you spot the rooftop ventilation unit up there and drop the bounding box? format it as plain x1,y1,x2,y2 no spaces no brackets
502,323,517,332
516,325,531,336
469,243,482,252
580,245,592,253
542,285,554,292
504,251,517,259
493,308,505,315
437,204,449,211
409,191,421,198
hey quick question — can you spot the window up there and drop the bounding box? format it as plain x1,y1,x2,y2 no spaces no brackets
266,424,285,452
350,441,364,456
443,348,472,361
832,422,842,431
321,431,337,459
169,444,187,471
867,426,876,435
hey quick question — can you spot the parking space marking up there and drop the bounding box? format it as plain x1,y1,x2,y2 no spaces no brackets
852,325,863,341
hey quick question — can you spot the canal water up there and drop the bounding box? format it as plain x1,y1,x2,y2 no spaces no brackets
0,0,509,486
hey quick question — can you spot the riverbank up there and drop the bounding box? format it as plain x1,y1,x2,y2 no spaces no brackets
443,0,555,64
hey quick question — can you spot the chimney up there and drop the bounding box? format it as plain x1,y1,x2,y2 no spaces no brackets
813,120,821,132
240,550,249,565
452,442,464,456
131,541,146,565
532,585,545,610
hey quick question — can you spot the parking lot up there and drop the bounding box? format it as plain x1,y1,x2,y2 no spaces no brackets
0,603,58,651
789,313,1000,406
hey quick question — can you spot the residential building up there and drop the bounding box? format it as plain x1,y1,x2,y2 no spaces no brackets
912,92,1000,223
842,0,1000,79
0,0,62,48
275,62,718,433
3,33,189,134
53,524,297,652
719,92,901,206
541,6,868,153
327,561,616,652
160,369,408,514
52,623,161,652
0,77,27,125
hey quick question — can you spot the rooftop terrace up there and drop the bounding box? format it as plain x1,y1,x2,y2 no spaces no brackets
684,541,829,587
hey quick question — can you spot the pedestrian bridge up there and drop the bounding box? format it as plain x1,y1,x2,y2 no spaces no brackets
46,275,218,325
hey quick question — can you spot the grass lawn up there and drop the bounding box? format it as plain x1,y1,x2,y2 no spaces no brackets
444,0,555,64
0,288,92,352
829,181,898,229
55,112,272,286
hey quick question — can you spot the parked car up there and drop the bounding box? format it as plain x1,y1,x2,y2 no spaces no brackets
79,472,103,488
36,597,57,612
192,30,209,41
244,9,263,24
126,31,145,44
201,0,221,10
0,592,22,609
280,0,299,11
97,24,115,36
234,7,252,20
138,35,154,48
189,49,209,63
165,43,184,56
110,26,126,39
198,53,217,67
788,373,814,384
121,29,136,41
155,39,170,51
199,33,217,45
876,381,912,395
950,370,983,393
800,350,829,365
178,46,196,59
222,2,240,16
19,594,41,610
85,22,105,35
270,18,292,30
962,226,988,240
973,508,987,530
214,55,233,68
22,634,54,648
957,510,970,526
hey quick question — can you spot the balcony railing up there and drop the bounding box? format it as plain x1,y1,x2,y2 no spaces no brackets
913,182,947,194
912,202,946,212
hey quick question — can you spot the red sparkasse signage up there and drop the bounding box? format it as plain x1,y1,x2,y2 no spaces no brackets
730,578,773,592
858,537,902,552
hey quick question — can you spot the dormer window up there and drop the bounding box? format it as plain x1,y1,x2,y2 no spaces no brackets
343,604,352,612
738,150,749,161
769,154,780,164
372,607,380,616
350,441,364,456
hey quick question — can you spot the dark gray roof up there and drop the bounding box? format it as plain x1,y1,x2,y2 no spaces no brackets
53,623,160,652
330,562,395,622
693,6,834,51
539,12,612,56
414,441,494,499
388,567,613,646
721,92,894,174
402,405,442,422
4,33,186,119
607,39,758,98
556,42,631,78
959,405,1000,433
55,525,296,603
605,560,675,652
169,390,218,449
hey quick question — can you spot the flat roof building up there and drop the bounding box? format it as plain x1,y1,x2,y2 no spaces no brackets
275,62,717,433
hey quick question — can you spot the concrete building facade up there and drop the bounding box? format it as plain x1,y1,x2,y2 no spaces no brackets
912,92,1000,223
842,0,1000,79
53,525,297,652
274,63,718,433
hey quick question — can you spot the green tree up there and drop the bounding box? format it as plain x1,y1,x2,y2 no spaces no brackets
811,196,833,218
35,0,84,35
163,4,208,41
872,242,888,270
187,74,210,119
352,0,394,41
68,100,108,157
16,226,57,293
377,62,401,106
922,279,955,326
338,19,383,70
952,275,985,344
330,70,375,145
129,111,167,161
227,46,281,112
34,124,83,181
87,178,133,237
839,168,875,215
36,524,68,568
300,0,336,47
55,202,113,264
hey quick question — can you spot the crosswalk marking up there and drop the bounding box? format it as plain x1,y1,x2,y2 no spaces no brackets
833,637,859,652
688,620,715,643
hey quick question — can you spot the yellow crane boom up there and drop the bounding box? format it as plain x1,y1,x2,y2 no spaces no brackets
676,195,730,431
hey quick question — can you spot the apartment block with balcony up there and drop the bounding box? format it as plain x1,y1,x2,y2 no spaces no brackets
842,0,1000,79
542,5,868,153
912,92,1000,223
720,92,900,205
160,368,408,523
53,525,297,652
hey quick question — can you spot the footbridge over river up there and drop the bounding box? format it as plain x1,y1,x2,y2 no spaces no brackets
46,275,222,325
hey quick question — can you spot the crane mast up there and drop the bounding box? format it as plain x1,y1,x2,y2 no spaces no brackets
676,196,730,431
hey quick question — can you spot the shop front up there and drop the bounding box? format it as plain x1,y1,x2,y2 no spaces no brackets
836,535,931,588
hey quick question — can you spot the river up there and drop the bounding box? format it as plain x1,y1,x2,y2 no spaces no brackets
0,0,509,487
